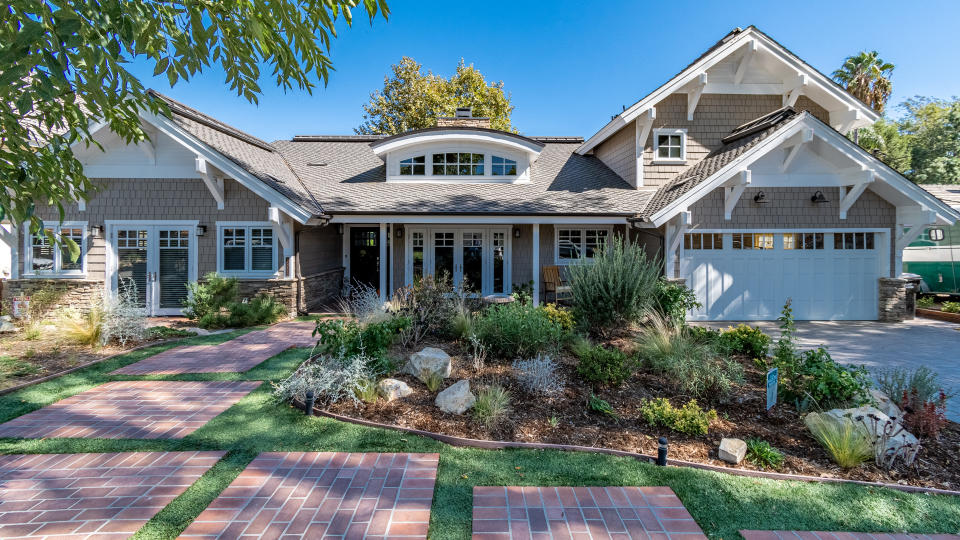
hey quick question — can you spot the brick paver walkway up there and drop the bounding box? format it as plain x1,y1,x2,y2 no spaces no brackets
0,451,223,539
179,452,439,539
741,532,960,540
472,486,705,540
0,381,260,439
112,321,317,375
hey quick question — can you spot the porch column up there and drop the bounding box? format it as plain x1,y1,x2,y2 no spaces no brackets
532,223,540,306
379,222,387,303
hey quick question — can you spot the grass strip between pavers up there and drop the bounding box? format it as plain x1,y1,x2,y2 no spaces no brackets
0,330,958,539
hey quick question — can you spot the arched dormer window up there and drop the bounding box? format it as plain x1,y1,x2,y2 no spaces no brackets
399,156,425,175
491,156,517,176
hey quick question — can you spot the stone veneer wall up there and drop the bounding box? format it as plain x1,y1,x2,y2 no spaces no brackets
1,279,102,315
436,117,492,129
878,277,907,322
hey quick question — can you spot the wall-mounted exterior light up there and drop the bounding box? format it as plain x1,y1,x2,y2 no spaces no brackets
395,226,404,238
753,191,769,204
89,225,103,237
810,190,829,204
513,227,521,239
195,225,207,236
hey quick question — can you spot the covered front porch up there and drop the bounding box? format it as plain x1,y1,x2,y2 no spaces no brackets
328,215,647,305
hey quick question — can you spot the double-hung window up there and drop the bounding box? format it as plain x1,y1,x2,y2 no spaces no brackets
556,228,610,264
25,222,87,276
218,223,277,276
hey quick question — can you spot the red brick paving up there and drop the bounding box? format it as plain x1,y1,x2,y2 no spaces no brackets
472,486,706,540
112,321,317,375
0,381,260,439
0,451,223,539
741,532,960,540
178,452,439,539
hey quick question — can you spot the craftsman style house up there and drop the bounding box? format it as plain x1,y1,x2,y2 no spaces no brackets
2,26,958,321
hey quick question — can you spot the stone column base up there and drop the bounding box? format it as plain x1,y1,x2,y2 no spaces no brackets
878,277,907,322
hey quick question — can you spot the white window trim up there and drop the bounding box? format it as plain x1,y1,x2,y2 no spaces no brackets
387,146,530,184
216,221,281,278
22,221,88,278
554,226,613,265
652,128,687,164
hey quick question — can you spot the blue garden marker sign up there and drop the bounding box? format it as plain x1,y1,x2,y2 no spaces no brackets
766,367,778,410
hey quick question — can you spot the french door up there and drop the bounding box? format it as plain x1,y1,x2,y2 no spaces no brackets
408,228,510,296
110,224,197,315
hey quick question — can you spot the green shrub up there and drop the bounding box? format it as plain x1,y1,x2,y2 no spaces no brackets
654,279,701,324
473,385,511,428
769,300,870,409
587,394,618,418
147,326,198,340
805,412,873,468
636,317,743,400
568,236,661,335
313,316,409,369
575,344,631,386
197,293,287,329
719,324,770,359
638,397,717,436
391,274,461,346
942,301,960,313
542,303,575,332
876,366,954,406
916,295,935,309
511,281,534,305
745,439,784,469
354,379,379,404
420,369,443,392
62,306,104,346
183,273,238,320
474,302,564,359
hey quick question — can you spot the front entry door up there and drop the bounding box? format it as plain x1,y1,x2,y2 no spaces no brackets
349,227,381,292
113,226,194,315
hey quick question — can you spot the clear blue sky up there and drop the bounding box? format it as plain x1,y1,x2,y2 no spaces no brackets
127,0,960,142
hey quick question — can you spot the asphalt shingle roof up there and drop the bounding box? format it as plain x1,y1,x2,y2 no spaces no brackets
920,185,960,209
272,138,653,215
642,107,802,218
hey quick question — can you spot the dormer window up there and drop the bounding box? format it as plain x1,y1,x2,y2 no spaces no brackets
491,156,517,176
653,128,686,163
399,156,425,175
433,152,484,175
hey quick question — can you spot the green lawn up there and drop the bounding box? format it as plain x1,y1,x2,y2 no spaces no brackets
0,331,958,539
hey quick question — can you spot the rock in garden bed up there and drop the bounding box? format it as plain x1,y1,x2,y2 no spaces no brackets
323,336,960,491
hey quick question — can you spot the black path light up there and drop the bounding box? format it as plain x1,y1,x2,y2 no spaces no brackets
657,437,669,466
304,390,316,416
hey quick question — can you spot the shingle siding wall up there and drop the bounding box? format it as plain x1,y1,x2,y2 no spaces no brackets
688,186,897,274
299,226,342,277
20,178,272,280
593,94,831,190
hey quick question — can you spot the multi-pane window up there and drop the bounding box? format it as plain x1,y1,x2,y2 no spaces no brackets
411,232,425,282
432,152,484,175
491,156,517,176
220,225,276,274
557,228,609,262
834,232,875,250
399,156,425,175
784,233,824,250
732,232,774,250
683,233,723,250
654,129,686,161
27,223,86,275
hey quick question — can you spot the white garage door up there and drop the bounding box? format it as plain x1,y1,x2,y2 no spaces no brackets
680,231,883,321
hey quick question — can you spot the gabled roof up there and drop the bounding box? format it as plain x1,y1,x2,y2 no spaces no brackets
919,185,960,210
642,108,960,227
272,138,652,215
148,91,325,218
577,26,880,155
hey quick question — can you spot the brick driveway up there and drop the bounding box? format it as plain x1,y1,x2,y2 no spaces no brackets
0,451,223,539
0,381,260,439
741,532,960,540
179,452,439,539
472,486,705,539
112,321,317,375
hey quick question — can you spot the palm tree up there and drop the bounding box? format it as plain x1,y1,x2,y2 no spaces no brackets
832,51,895,114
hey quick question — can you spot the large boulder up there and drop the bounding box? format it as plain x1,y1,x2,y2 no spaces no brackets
718,438,747,464
821,406,919,460
435,380,475,415
404,347,452,381
0,315,15,334
869,389,903,421
377,379,412,402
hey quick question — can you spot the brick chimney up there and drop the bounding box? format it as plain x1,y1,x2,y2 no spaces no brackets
436,107,491,129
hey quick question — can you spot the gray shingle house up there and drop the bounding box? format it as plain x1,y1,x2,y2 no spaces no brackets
2,26,958,321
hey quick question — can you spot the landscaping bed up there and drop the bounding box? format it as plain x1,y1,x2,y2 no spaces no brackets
326,335,960,492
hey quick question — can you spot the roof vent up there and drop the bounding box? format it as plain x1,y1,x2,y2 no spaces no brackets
455,107,473,118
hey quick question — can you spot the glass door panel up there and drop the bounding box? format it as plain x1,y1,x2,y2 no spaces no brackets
492,231,506,294
157,229,191,311
461,231,484,293
116,229,149,307
432,231,456,285
411,231,425,284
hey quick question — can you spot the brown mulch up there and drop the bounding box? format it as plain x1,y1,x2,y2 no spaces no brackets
327,336,960,491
